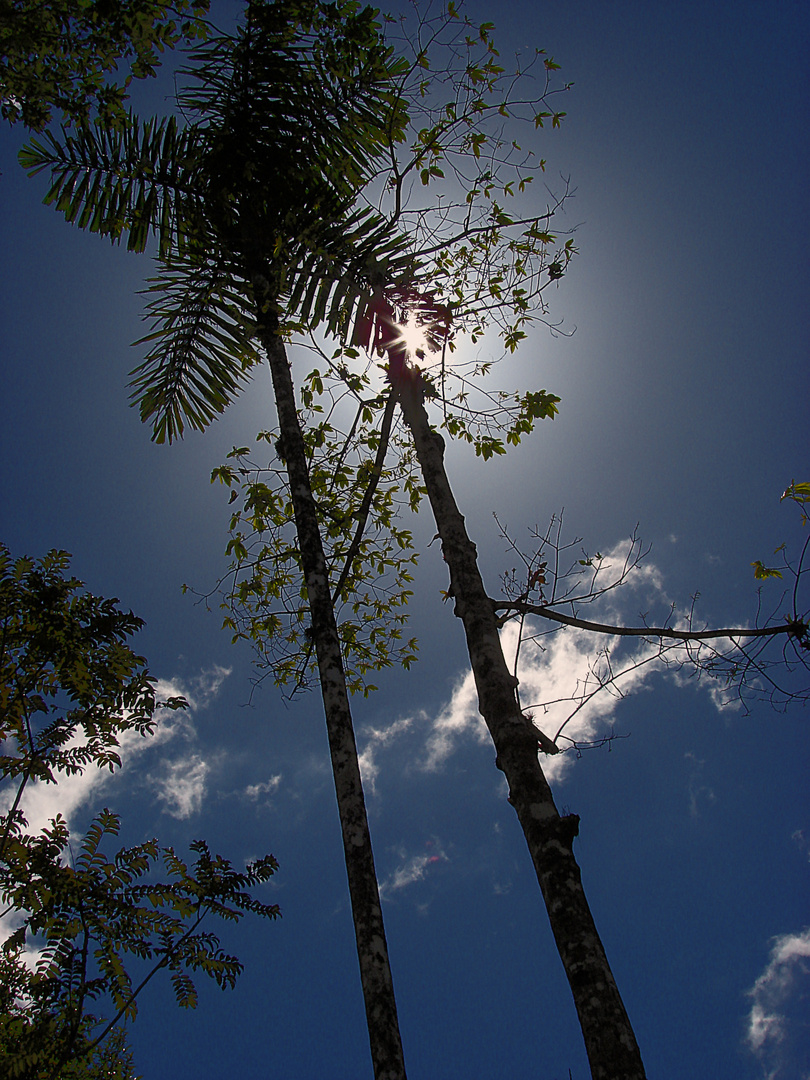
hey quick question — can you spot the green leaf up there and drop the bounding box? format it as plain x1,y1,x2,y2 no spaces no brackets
751,560,783,580
782,481,810,504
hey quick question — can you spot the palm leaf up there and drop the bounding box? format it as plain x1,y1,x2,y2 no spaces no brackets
129,205,417,444
131,254,260,443
123,3,419,440
23,0,421,443
18,116,204,258
284,206,419,338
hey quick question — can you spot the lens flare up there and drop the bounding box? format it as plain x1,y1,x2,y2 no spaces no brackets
394,314,431,358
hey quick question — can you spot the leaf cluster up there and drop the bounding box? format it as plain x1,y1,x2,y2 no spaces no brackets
0,810,279,1079
209,374,423,695
0,545,280,1078
439,381,560,458
365,5,577,354
752,481,810,578
0,544,186,808
0,0,210,132
202,327,562,687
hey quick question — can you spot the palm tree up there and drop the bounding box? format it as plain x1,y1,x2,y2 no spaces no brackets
22,3,418,1075
21,4,652,1075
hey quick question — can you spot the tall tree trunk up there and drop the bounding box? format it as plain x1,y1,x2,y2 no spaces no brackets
257,315,407,1080
397,374,646,1080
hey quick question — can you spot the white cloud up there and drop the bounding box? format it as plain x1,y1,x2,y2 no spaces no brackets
0,667,232,972
152,753,211,819
358,715,419,791
244,775,283,800
421,669,489,772
415,540,669,782
745,928,810,1079
2,751,112,839
360,539,735,786
0,703,190,838
502,618,663,783
411,618,643,781
0,667,230,836
379,840,448,899
181,665,232,709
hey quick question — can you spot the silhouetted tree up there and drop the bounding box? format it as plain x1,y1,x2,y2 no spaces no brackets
0,545,279,1079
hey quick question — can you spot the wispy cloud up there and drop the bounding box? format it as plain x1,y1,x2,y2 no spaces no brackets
415,540,670,781
180,665,232,709
152,753,211,819
684,751,717,819
421,669,490,772
791,830,810,862
244,775,283,801
379,839,448,899
358,715,419,791
745,928,810,1079
1,692,189,837
500,622,662,783
1,667,231,835
360,540,730,786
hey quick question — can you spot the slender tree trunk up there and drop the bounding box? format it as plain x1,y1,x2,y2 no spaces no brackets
257,315,407,1080
397,374,646,1080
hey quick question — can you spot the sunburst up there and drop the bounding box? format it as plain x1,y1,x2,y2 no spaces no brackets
393,314,432,358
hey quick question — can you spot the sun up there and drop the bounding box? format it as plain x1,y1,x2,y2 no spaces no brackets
394,314,432,358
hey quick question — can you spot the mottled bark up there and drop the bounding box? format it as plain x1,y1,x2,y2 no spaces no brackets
258,319,407,1080
397,376,646,1080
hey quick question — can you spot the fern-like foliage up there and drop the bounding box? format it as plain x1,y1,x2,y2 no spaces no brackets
0,812,279,1077
19,0,418,443
131,252,261,442
19,116,205,258
212,404,422,696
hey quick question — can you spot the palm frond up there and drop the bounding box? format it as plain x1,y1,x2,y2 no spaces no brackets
171,0,410,259
23,0,421,444
130,254,260,443
284,206,419,339
179,0,408,193
18,116,204,258
123,3,419,441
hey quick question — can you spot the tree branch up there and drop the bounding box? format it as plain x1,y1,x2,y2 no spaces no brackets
332,387,397,604
494,602,809,643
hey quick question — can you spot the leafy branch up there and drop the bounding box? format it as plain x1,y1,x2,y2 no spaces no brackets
0,811,279,1080
205,377,422,697
0,545,280,1078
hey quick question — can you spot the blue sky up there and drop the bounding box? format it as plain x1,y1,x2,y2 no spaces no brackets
1,1,809,1078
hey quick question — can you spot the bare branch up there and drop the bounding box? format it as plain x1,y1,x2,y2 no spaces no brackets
493,510,810,728
495,601,808,644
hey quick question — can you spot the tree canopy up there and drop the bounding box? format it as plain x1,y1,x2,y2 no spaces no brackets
0,545,280,1079
0,0,209,131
